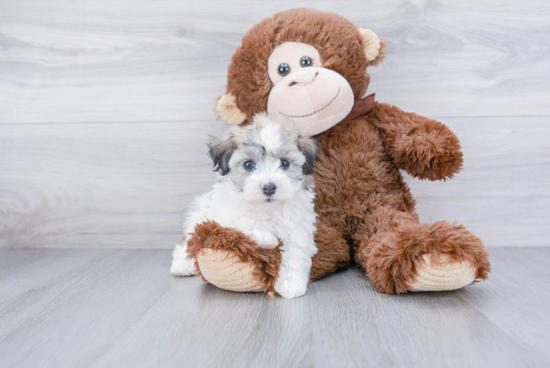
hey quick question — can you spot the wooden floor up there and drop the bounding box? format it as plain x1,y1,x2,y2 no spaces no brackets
0,247,548,368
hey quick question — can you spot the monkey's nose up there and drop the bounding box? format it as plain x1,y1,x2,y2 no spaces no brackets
288,68,319,86
262,183,277,196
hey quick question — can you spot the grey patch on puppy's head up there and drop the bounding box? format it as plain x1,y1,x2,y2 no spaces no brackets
208,132,237,176
295,134,319,175
227,138,266,192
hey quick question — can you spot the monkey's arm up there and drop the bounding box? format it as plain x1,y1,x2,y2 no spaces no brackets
370,102,464,181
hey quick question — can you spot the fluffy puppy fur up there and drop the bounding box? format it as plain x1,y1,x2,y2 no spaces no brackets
170,114,319,299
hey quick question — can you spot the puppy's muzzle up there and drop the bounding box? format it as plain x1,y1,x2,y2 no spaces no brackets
261,182,277,197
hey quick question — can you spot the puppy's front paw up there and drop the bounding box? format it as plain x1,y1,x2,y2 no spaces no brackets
170,256,197,276
251,230,279,249
275,276,308,299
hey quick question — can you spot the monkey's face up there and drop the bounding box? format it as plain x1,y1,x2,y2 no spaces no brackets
266,42,355,136
217,9,385,134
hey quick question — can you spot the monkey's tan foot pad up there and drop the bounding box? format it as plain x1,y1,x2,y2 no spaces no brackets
196,248,266,292
408,254,477,292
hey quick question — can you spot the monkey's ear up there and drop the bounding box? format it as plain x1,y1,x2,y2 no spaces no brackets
208,132,237,175
216,93,247,125
296,135,319,175
358,28,387,66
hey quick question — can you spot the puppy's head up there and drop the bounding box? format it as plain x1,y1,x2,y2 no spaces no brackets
208,113,319,207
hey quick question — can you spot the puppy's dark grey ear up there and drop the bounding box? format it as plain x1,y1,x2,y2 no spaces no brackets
208,132,237,176
296,135,319,175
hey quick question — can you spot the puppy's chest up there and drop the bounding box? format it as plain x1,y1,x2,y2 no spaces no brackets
251,210,298,233
244,207,315,241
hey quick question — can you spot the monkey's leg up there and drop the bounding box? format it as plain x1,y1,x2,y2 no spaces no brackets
188,220,350,295
187,220,281,293
352,206,490,294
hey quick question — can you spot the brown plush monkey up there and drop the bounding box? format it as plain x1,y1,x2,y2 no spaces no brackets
186,8,490,295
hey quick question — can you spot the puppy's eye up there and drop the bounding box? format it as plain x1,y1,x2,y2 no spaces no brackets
300,56,312,67
280,159,290,170
278,63,290,76
243,161,255,171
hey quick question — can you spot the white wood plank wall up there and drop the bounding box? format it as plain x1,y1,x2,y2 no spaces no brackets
1,0,549,248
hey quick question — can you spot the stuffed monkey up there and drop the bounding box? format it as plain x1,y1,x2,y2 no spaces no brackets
184,8,490,296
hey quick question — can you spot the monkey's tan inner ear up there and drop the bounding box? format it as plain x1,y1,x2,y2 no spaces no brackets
358,28,381,62
216,93,247,125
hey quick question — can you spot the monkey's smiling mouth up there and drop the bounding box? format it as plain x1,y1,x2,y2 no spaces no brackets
280,88,340,118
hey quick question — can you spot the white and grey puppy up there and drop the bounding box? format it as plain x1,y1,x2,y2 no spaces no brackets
170,114,319,299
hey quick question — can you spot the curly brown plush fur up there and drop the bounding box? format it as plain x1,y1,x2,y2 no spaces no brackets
310,222,351,281
370,104,464,181
193,8,490,295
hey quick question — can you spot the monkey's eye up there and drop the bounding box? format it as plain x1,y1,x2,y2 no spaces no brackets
278,63,290,76
243,161,255,171
300,56,312,67
280,159,290,170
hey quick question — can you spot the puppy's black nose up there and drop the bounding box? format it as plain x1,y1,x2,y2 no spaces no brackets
262,183,277,196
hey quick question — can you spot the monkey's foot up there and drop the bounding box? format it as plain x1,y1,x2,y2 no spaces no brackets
196,248,266,292
408,254,477,292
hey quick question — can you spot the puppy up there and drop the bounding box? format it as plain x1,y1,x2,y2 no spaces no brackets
170,114,319,299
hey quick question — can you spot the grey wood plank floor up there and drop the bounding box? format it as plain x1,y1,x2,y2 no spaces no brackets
0,248,548,368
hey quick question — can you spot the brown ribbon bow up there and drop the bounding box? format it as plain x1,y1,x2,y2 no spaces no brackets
344,93,376,121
